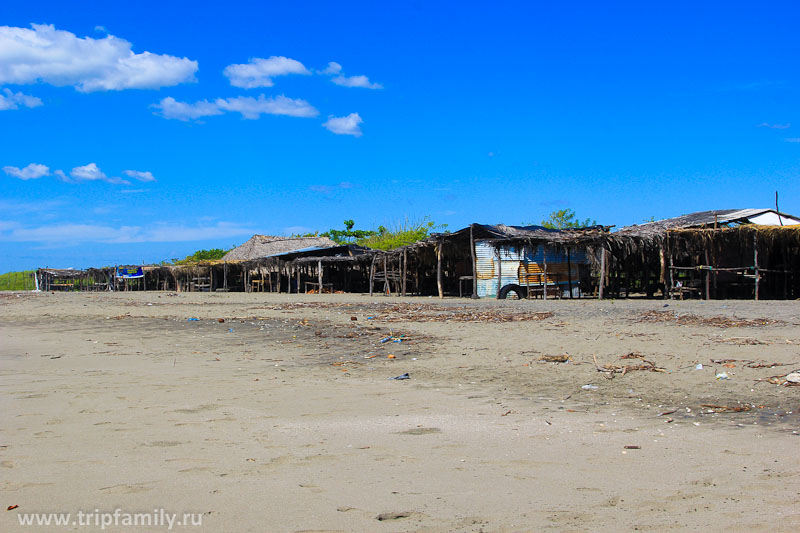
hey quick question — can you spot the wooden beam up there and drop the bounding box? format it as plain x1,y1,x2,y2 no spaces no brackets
567,247,573,299
383,256,391,296
667,234,674,300
318,260,323,294
525,241,531,299
436,241,444,299
598,247,606,300
401,249,407,297
470,225,478,298
754,232,759,301
542,245,548,301
369,255,376,297
496,246,502,299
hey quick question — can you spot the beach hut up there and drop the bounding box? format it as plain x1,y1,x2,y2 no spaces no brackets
610,209,800,299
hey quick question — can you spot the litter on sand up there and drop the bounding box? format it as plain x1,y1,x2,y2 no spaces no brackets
389,373,410,380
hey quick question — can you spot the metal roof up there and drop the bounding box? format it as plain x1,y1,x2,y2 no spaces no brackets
617,208,800,235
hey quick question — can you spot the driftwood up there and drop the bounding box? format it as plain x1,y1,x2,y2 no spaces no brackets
539,354,571,363
593,353,666,376
701,404,752,413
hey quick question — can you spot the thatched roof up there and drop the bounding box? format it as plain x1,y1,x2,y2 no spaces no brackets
426,223,610,247
223,235,337,261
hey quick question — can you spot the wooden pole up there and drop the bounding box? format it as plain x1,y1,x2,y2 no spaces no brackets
318,259,323,294
496,246,502,298
704,248,711,300
754,232,759,300
436,241,444,299
296,264,300,294
542,245,548,301
369,255,376,297
567,247,573,299
525,241,532,299
470,225,478,298
598,247,606,300
402,249,408,297
383,256,390,296
668,235,674,300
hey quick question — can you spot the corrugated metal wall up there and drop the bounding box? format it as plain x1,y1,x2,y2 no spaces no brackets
475,241,586,298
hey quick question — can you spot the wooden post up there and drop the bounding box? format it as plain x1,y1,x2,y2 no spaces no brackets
470,225,478,298
668,238,674,300
382,256,390,296
369,255,376,297
567,247,573,299
496,246,502,298
318,260,323,294
436,241,444,299
754,232,759,301
704,248,711,300
402,249,408,297
296,264,300,294
223,262,228,291
542,245,548,301
525,241,532,299
598,247,606,300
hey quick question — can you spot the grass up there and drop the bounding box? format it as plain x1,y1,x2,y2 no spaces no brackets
356,217,445,251
0,270,36,291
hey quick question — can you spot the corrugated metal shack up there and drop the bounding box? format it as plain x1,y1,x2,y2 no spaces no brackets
367,223,609,299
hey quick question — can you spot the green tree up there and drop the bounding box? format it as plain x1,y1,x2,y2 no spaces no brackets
540,209,596,229
322,220,377,244
173,248,229,264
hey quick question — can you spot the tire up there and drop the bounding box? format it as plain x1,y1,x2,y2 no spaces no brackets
498,284,526,300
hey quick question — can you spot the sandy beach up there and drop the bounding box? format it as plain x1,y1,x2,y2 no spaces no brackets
1,291,799,531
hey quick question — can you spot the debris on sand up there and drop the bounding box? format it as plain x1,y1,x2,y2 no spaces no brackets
539,354,571,363
376,511,411,521
701,404,752,413
635,310,781,328
592,353,666,376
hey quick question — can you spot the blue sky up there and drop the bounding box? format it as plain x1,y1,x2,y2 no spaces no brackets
1,1,799,271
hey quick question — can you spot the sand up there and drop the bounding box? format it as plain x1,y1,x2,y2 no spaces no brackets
1,291,799,531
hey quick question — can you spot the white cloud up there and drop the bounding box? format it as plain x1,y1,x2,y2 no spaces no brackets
0,23,198,92
322,113,363,137
309,182,356,194
154,94,317,121
785,138,800,143
323,61,382,89
70,163,129,184
0,88,43,110
1,220,256,244
332,74,382,89
322,61,342,75
757,122,790,129
223,56,310,88
152,96,223,121
123,169,156,182
53,169,68,181
3,163,50,180
215,95,318,119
